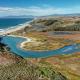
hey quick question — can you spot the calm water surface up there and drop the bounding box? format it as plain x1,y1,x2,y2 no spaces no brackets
1,36,80,58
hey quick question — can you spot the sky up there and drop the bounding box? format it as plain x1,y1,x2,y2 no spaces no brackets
0,0,80,17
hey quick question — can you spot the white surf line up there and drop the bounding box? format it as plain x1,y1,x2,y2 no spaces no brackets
0,18,36,36
0,23,31,35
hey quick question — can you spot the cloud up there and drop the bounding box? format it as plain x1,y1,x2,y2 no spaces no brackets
0,6,80,17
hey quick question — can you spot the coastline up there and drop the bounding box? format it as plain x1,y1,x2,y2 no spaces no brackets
0,18,37,51
0,19,34,35
0,17,80,52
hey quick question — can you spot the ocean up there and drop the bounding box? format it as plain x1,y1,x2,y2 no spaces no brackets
0,18,33,29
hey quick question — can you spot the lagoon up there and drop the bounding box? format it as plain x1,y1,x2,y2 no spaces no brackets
1,36,80,58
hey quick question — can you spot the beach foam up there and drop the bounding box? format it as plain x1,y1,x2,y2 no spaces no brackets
0,19,34,35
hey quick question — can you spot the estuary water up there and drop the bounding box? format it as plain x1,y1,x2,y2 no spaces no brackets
1,36,80,58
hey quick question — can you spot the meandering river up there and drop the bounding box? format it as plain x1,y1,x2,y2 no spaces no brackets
1,36,80,58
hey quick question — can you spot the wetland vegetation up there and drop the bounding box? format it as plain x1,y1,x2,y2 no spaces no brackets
0,16,80,80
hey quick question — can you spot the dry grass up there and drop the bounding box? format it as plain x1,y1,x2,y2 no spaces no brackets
22,32,71,51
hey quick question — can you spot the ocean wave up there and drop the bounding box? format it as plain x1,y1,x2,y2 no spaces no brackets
0,18,34,31
0,19,34,33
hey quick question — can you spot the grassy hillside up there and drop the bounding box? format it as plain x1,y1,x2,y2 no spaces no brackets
0,41,68,80
30,17,80,31
0,59,68,80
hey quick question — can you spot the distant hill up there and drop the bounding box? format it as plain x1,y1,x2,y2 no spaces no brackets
0,15,36,18
1,13,80,18
48,13,80,17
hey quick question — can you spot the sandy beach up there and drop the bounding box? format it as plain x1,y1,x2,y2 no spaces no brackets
8,34,32,48
0,19,33,35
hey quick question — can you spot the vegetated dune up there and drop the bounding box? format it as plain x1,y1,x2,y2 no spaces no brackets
30,16,80,32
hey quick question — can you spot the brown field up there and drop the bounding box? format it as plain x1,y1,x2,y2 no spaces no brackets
25,32,80,80
22,32,73,51
0,52,22,65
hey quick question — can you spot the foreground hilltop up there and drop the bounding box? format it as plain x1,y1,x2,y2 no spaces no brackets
0,41,68,80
